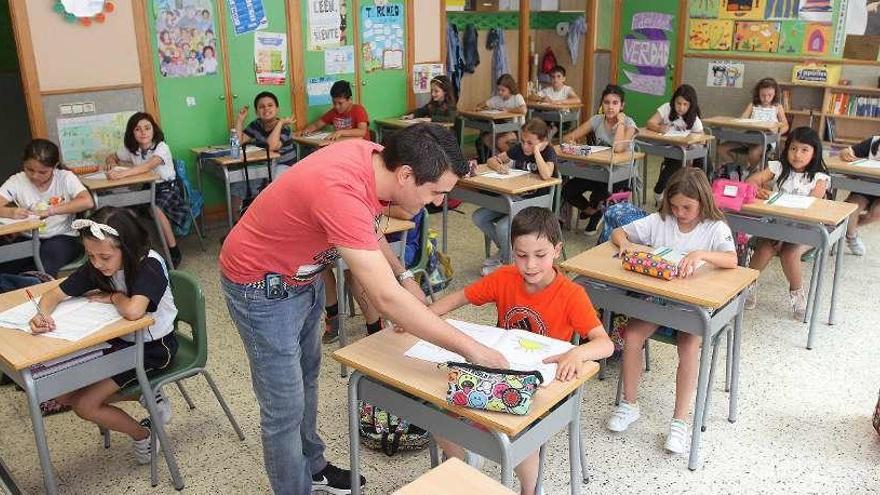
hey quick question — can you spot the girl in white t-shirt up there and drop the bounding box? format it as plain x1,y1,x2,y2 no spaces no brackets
608,167,737,455
474,74,528,161
716,77,790,175
105,112,185,267
745,127,829,321
0,139,94,276
646,84,704,203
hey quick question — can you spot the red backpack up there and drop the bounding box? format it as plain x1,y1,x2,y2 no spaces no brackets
541,47,557,74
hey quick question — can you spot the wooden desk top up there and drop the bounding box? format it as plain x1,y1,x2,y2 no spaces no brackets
738,197,857,226
393,458,515,495
636,128,715,146
381,216,415,235
826,156,880,180
81,171,160,191
190,146,281,166
0,218,43,237
527,101,583,111
332,329,598,436
291,134,361,148
560,242,758,309
376,117,454,129
555,147,646,166
702,116,780,133
0,281,154,371
457,164,561,195
458,109,522,122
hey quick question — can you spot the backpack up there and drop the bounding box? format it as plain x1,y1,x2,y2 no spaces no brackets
358,401,430,455
541,47,558,74
420,228,454,294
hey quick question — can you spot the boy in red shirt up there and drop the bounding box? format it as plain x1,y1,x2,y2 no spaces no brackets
428,206,613,495
300,80,370,140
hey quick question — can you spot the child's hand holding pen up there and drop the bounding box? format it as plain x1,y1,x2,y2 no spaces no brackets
26,289,55,334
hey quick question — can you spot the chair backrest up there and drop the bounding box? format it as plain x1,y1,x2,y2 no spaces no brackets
169,270,208,369
173,158,203,217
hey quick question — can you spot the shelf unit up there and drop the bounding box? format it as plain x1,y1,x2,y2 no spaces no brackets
780,82,880,146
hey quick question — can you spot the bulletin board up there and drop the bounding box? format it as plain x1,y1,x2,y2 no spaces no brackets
301,0,355,121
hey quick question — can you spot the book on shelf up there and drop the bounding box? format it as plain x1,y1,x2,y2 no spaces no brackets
829,93,880,118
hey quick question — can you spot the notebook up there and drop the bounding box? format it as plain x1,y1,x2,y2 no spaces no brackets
0,297,123,341
481,169,531,180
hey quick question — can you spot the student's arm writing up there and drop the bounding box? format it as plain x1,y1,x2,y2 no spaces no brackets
564,120,593,144
487,152,510,173
329,122,369,140
810,178,828,199
776,105,789,135
0,200,31,219
35,190,93,218
678,250,737,277
28,286,65,333
88,291,150,321
839,146,857,161
645,111,667,133
299,117,328,136
747,168,775,199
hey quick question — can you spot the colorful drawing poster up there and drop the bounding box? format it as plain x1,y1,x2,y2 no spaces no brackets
307,76,335,106
798,0,832,22
324,46,354,74
412,63,444,93
254,32,287,85
57,112,135,167
226,0,268,35
689,0,720,19
154,0,219,78
778,20,806,54
307,0,346,50
803,22,832,54
621,11,674,96
764,0,801,19
360,2,404,72
734,21,781,52
688,19,735,50
706,60,745,88
719,0,765,20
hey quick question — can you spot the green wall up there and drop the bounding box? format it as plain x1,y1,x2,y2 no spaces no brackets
0,1,19,73
596,0,613,50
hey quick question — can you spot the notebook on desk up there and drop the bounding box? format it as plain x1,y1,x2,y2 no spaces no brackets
0,297,123,341
0,215,39,226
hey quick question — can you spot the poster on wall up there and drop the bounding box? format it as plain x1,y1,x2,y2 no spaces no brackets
155,0,218,78
798,0,833,22
307,76,336,106
308,0,346,50
803,22,832,54
254,32,287,85
227,0,268,35
325,46,355,74
57,111,135,167
360,2,404,72
688,19,735,50
778,20,806,54
620,12,673,96
706,60,745,88
412,63,445,93
734,21,781,52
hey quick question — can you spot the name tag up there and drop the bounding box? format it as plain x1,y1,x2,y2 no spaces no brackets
723,185,739,197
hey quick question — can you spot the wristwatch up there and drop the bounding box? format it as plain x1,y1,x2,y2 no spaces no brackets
397,269,414,283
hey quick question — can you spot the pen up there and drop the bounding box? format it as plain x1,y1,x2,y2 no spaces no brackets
25,289,48,327
767,191,782,205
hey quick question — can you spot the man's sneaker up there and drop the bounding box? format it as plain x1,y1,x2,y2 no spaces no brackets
789,287,807,322
606,401,640,432
482,255,501,268
312,463,365,494
132,418,158,465
847,234,866,256
664,418,689,454
138,389,172,425
481,261,502,276
323,315,339,344
744,282,757,310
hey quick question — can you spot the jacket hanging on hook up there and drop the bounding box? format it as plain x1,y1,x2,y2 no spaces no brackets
486,28,509,95
462,24,480,73
446,24,465,99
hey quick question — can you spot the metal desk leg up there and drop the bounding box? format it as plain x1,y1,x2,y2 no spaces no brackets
223,169,234,231
22,370,56,495
150,183,174,268
336,260,348,378
728,305,744,423
348,372,364,495
30,231,44,272
568,386,583,495
806,246,828,350
803,252,821,325
535,443,546,495
828,224,847,325
491,431,514,486
687,309,713,471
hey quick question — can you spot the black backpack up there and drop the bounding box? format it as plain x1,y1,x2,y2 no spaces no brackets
239,144,273,216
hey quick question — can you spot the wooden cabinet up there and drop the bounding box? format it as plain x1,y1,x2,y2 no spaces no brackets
781,82,880,147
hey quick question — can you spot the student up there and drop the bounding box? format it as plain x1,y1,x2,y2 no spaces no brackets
839,136,880,255
562,84,637,233
716,77,789,176
0,139,94,277
607,167,737,455
647,84,705,204
28,207,177,465
475,73,528,161
745,127,829,320
530,65,581,105
105,112,186,267
403,75,457,123
429,206,613,495
299,80,370,140
475,118,556,274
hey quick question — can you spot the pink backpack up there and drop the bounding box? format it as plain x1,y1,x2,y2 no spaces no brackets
712,179,757,212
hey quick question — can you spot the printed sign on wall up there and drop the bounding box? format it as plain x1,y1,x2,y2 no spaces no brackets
621,12,673,96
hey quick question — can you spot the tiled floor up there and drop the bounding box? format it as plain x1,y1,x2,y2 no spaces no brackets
1,157,878,494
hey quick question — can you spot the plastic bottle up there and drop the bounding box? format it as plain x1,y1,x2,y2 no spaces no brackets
229,129,241,159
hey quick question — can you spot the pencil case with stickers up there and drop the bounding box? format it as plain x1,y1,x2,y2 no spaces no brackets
443,362,543,416
621,249,679,281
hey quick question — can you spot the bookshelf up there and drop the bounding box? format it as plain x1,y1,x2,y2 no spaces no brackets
780,82,880,146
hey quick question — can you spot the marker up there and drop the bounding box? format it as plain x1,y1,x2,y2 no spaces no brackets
767,191,783,205
25,289,49,329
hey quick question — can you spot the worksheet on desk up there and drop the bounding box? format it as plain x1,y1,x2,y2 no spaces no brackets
0,215,39,226
853,159,880,169
304,132,331,140
766,193,815,209
481,169,531,180
0,297,123,341
663,129,691,137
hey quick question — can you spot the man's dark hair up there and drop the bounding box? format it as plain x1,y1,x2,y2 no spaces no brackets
382,123,467,185
330,80,353,99
510,207,562,245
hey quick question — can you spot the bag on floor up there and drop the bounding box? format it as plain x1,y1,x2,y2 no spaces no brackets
358,401,429,455
420,229,454,294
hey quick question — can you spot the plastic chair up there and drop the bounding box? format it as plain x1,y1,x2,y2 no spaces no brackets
173,159,205,251
101,270,244,485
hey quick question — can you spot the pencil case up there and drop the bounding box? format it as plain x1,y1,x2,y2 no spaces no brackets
621,250,678,281
443,362,543,416
559,143,592,156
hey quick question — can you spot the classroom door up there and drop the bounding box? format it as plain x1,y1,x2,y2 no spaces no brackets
615,2,681,125
356,1,408,126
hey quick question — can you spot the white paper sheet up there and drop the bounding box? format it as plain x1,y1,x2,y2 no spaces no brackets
852,159,880,169
481,109,504,114
304,131,332,140
651,247,705,271
663,129,691,137
766,193,816,209
0,297,123,341
0,215,39,226
480,169,531,180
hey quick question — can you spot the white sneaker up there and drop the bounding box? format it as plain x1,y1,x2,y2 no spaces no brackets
606,401,640,432
789,287,807,322
744,282,757,310
664,418,689,454
480,262,501,276
132,418,159,465
846,234,866,256
139,389,172,425
481,255,501,267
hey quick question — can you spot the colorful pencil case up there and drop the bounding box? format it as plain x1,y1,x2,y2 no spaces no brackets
621,250,678,281
444,362,543,416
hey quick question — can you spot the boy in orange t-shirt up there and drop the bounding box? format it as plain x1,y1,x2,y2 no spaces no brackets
428,206,613,495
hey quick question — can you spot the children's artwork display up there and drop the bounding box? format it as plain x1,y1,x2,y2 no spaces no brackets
307,0,347,50
734,21,781,52
803,22,832,54
57,111,135,167
720,0,765,20
254,32,287,85
778,20,806,54
689,19,735,50
412,63,445,93
764,0,801,19
360,2,404,72
154,0,218,78
706,60,745,87
690,0,721,18
799,0,833,22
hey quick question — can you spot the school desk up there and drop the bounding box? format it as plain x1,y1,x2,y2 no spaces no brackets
393,458,515,495
374,117,454,144
81,171,174,269
702,116,781,169
332,328,599,494
456,110,523,154
554,146,646,212
440,165,562,261
190,146,280,230
0,281,183,494
826,155,880,198
290,134,360,162
526,102,582,142
334,216,414,378
634,128,715,202
560,241,758,470
0,218,44,273
725,198,857,349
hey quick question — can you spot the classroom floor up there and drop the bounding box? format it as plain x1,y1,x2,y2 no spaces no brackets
1,157,878,494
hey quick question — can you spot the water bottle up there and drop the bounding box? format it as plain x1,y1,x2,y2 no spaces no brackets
229,129,241,159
